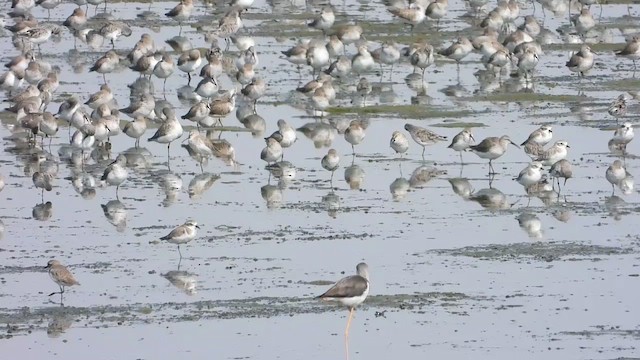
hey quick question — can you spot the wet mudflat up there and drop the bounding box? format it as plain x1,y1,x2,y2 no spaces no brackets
1,0,640,359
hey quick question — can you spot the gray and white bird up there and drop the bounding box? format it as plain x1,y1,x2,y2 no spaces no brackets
260,136,283,164
605,160,627,195
535,140,569,166
469,135,519,174
390,131,409,156
101,154,128,198
321,148,340,183
160,220,200,258
549,159,573,192
447,128,475,163
608,122,634,153
317,263,370,337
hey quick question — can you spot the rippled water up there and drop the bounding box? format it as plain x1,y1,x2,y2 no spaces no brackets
1,0,640,358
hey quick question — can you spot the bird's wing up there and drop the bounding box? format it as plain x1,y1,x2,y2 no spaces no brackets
318,275,368,298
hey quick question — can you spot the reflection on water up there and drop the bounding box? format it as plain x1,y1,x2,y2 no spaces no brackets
47,313,73,339
162,270,197,296
32,202,53,221
101,200,127,232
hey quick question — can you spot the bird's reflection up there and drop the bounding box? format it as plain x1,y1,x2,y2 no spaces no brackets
619,173,634,195
409,165,447,188
101,200,126,232
162,269,198,296
0,219,4,240
516,212,543,239
344,161,364,190
261,184,282,209
188,173,220,199
525,178,556,206
122,147,152,171
47,313,73,338
159,171,183,207
390,177,410,201
605,195,626,221
239,114,266,138
267,161,296,189
297,122,336,148
552,207,572,223
69,171,97,199
469,187,513,210
447,178,474,199
405,73,426,94
322,191,340,218
33,202,53,221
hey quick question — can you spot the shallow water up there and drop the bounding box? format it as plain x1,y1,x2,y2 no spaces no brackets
1,0,640,359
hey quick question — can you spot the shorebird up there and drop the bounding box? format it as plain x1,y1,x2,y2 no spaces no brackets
317,262,370,337
345,120,366,155
404,123,446,158
608,94,627,123
535,140,570,166
549,159,573,192
388,3,425,33
425,0,448,29
165,0,193,35
101,154,128,197
606,160,626,195
390,131,409,156
608,122,634,153
521,125,553,146
409,43,434,82
148,107,184,162
308,6,335,35
448,128,475,163
62,7,86,30
99,21,132,49
177,49,201,85
122,115,147,147
439,37,473,70
515,161,544,188
321,148,340,184
33,171,53,200
85,84,113,109
153,52,175,92
270,119,296,158
566,45,595,77
616,36,640,72
45,260,80,302
160,220,200,258
469,135,519,174
260,136,282,164
89,50,119,84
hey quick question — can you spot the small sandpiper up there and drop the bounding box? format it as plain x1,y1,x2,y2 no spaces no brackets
101,154,128,198
616,36,640,72
321,148,340,183
45,260,80,303
177,49,201,85
390,131,409,157
448,128,475,163
404,123,446,158
166,0,194,36
535,140,569,166
122,115,147,147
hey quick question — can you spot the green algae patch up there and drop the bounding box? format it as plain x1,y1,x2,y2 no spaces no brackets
326,105,475,119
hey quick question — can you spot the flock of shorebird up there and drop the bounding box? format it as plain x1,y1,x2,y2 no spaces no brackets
1,0,639,341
